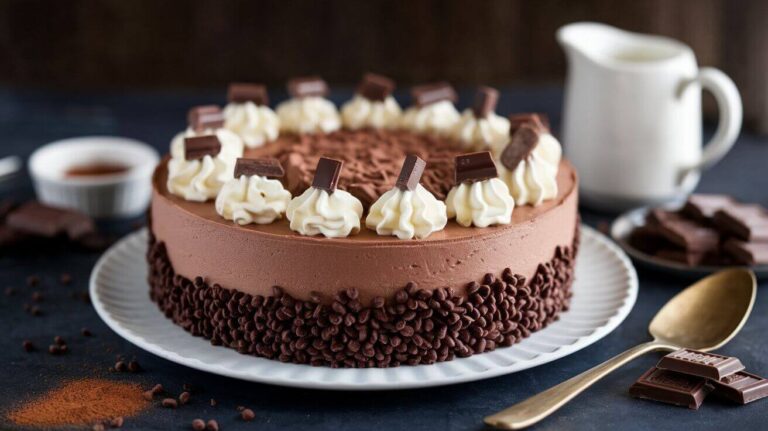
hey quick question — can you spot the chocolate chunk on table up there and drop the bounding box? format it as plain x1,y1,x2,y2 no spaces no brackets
655,219,720,252
657,349,745,380
396,155,426,191
234,158,284,179
227,83,269,105
6,202,95,240
682,194,734,221
188,105,224,131
710,371,768,404
655,249,707,266
184,135,222,161
357,73,395,102
288,76,329,98
723,238,768,265
454,152,497,184
713,205,768,241
628,224,672,255
471,86,499,118
629,367,712,409
411,82,457,107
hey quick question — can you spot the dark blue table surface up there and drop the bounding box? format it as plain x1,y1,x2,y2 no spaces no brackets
1,86,767,431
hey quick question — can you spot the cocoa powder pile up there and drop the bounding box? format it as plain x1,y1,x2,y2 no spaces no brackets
7,378,150,427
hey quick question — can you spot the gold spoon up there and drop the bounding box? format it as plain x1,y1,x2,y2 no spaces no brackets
485,268,756,430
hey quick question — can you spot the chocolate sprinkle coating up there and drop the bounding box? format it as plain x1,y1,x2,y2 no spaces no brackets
396,155,426,191
228,83,269,105
234,158,285,179
472,86,499,118
147,225,577,368
188,105,225,132
311,157,343,193
501,125,539,170
455,152,498,184
184,136,222,161
411,82,458,107
357,73,395,102
288,76,329,98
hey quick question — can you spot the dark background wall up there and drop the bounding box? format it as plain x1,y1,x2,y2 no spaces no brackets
1,0,767,130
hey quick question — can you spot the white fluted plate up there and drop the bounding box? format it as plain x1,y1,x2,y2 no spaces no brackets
90,225,637,390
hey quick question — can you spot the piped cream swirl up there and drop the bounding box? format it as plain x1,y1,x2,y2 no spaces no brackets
400,100,460,136
495,133,562,206
341,95,402,129
450,110,510,151
286,188,363,238
223,102,280,148
446,178,515,227
167,154,235,202
276,97,341,134
215,175,291,225
365,185,447,239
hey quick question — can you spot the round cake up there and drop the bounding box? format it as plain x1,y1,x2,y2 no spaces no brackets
148,78,579,367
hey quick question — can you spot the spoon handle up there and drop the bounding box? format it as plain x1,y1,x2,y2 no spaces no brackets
484,341,676,429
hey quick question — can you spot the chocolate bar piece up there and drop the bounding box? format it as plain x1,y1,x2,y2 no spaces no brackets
713,205,768,241
188,105,225,131
396,155,426,191
508,113,549,133
657,349,745,380
655,249,706,266
455,152,497,184
357,73,395,102
234,158,284,179
184,135,222,161
710,371,768,404
500,126,539,170
228,83,269,105
723,238,768,265
629,367,712,409
288,76,329,98
312,157,342,193
628,224,671,255
411,82,457,107
682,194,734,221
656,219,720,252
472,86,499,118
5,202,95,240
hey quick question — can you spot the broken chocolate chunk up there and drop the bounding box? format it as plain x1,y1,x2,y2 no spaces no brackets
455,151,498,185
682,194,734,221
471,86,499,118
311,157,343,193
629,366,712,409
227,83,269,105
188,105,225,132
395,155,426,191
723,238,768,265
411,82,457,107
357,73,395,102
656,349,745,380
500,125,539,170
234,158,285,179
710,370,768,404
184,135,222,161
713,204,768,241
656,218,720,252
6,202,95,240
508,113,549,133
288,76,329,98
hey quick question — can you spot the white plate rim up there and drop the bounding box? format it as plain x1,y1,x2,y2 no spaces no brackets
90,225,638,390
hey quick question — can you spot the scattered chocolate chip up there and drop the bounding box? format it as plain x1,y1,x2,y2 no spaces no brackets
395,155,426,191
184,135,222,161
114,361,127,372
501,125,539,170
4,287,15,296
79,291,91,304
59,273,72,285
127,360,141,372
22,340,35,352
192,419,206,431
179,391,191,405
241,408,255,421
30,306,43,316
182,383,193,392
228,82,269,105
48,344,65,355
188,105,224,132
411,82,457,107
151,384,164,395
54,336,66,346
471,86,499,118
311,157,343,193
31,291,43,302
210,398,217,407
287,76,329,98
206,419,220,431
93,423,106,431
110,416,124,428
455,152,498,184
26,275,40,287
357,73,395,101
81,327,93,337
234,158,285,179
161,398,178,408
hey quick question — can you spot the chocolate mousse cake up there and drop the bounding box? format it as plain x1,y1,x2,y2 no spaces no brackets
148,75,579,367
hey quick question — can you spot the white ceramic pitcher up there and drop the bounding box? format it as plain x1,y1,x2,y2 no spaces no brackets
557,22,742,211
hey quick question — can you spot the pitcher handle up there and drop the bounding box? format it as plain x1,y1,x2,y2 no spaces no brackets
681,68,742,178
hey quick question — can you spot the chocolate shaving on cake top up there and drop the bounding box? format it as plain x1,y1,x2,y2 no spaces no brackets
472,86,499,118
311,157,343,193
188,105,225,132
396,155,426,191
411,82,458,107
228,83,269,105
455,152,498,184
357,73,396,102
288,76,329,98
184,135,222,161
234,158,284,179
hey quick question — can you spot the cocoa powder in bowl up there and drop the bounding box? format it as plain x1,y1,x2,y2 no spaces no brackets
6,378,150,427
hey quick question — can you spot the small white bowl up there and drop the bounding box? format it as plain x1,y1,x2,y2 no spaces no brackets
29,136,160,218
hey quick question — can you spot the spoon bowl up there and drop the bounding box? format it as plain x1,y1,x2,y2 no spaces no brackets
649,267,756,351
